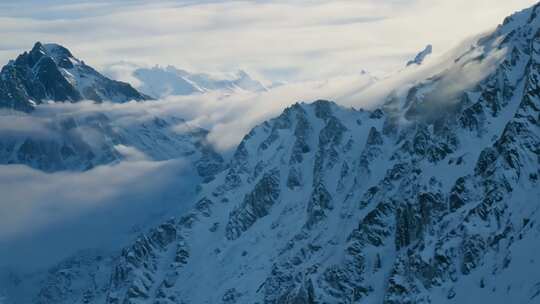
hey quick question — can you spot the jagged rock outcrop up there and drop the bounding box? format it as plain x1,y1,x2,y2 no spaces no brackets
406,44,433,66
226,169,281,240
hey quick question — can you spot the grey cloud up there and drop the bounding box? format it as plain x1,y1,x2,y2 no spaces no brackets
0,157,198,271
0,0,535,82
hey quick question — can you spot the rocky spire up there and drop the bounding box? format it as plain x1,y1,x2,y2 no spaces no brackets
406,44,433,66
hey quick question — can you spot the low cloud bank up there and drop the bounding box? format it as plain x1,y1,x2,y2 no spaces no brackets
0,157,199,271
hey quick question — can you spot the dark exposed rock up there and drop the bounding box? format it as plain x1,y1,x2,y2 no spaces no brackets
226,168,281,240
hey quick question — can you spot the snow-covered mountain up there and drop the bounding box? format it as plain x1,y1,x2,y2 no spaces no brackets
0,42,149,112
0,43,223,177
2,2,540,304
132,65,267,98
0,108,224,180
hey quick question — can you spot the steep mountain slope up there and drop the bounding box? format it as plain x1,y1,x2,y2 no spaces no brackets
0,42,149,112
2,3,540,304
132,65,267,98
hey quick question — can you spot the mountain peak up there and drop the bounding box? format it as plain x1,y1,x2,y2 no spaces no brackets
235,70,250,79
406,44,433,66
131,65,267,98
42,43,75,59
493,2,540,38
26,41,73,60
30,41,44,53
0,42,149,112
27,42,78,69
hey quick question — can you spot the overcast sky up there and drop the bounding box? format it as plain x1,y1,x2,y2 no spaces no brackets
0,0,537,82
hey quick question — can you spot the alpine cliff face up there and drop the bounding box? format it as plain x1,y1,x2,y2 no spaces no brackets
0,42,149,112
2,3,540,304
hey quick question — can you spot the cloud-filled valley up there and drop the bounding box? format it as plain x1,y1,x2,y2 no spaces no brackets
0,158,196,270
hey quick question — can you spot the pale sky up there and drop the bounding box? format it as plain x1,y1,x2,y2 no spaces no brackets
0,0,537,82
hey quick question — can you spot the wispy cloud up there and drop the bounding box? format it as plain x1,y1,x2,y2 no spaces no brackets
0,157,199,270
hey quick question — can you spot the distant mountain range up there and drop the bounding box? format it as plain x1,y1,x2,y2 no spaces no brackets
131,65,267,98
